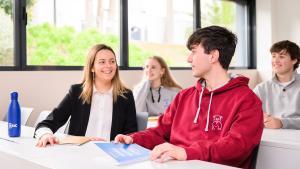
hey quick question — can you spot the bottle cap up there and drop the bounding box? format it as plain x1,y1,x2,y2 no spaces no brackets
11,92,18,100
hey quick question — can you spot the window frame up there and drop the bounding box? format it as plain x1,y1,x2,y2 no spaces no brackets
0,0,256,71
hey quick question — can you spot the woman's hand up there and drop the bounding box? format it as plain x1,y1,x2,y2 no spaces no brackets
36,133,59,147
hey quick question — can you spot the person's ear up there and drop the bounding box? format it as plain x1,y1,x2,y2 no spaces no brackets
292,59,298,65
160,68,165,77
209,50,219,63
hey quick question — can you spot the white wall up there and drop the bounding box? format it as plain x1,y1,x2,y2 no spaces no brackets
256,0,300,80
256,0,273,80
271,0,300,44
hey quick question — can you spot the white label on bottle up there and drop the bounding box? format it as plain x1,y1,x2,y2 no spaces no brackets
8,123,18,129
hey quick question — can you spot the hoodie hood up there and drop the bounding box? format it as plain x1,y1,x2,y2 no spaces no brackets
193,74,250,131
195,74,250,94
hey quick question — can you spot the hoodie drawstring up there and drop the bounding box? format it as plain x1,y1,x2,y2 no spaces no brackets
193,88,214,132
205,92,213,131
193,87,204,124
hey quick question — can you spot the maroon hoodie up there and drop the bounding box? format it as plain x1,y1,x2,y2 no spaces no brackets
130,75,263,168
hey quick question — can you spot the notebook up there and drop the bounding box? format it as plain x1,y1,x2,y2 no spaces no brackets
95,142,150,165
59,136,90,146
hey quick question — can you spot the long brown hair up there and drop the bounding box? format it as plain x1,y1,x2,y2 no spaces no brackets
148,56,182,89
80,44,127,104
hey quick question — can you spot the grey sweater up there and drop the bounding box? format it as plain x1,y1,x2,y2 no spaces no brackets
133,80,180,116
253,73,300,129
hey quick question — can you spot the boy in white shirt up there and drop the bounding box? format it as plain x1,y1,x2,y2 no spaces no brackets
254,40,300,129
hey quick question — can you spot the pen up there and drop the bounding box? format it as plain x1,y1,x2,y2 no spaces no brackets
0,137,18,144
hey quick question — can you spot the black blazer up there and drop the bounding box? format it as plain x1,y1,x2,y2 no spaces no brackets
35,84,137,140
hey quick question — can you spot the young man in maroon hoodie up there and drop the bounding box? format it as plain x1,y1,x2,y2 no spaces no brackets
115,26,263,168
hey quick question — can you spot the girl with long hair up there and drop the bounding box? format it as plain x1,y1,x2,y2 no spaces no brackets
133,56,182,117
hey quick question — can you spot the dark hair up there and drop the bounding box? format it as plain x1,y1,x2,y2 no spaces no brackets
186,25,237,70
270,40,300,70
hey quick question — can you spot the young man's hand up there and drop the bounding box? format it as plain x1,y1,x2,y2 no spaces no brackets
151,143,187,162
264,113,283,129
114,134,133,144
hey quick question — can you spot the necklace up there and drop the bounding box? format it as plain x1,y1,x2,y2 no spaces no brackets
150,86,161,103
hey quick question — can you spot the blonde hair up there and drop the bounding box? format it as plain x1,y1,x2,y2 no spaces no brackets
80,44,127,104
148,56,182,89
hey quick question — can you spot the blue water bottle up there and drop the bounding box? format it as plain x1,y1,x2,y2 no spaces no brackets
8,92,21,137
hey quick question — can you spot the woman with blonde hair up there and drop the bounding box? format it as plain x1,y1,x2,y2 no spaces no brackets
35,44,137,147
133,56,182,117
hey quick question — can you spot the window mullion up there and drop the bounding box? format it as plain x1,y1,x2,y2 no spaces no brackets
194,0,201,30
13,0,26,70
120,0,129,69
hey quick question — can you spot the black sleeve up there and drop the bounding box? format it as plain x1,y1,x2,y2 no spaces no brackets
34,84,78,134
123,90,138,134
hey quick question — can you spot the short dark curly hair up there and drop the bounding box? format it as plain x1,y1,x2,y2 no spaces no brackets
270,40,300,70
186,25,237,70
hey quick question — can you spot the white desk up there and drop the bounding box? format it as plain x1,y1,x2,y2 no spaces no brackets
256,128,300,169
0,121,238,169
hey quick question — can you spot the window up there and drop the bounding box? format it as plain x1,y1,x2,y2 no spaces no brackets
128,0,192,67
27,0,120,66
0,0,255,70
0,0,14,66
201,0,249,68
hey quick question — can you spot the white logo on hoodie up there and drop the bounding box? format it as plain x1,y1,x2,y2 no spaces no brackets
212,115,223,131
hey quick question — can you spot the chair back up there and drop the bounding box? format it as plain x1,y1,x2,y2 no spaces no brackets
136,112,148,131
56,117,70,134
34,111,51,127
35,110,70,134
20,107,34,125
2,107,33,126
250,145,260,169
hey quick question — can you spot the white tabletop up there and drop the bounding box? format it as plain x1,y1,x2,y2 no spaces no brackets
0,121,238,169
256,128,300,169
261,128,300,150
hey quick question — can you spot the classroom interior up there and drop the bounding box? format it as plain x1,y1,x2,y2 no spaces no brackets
0,0,300,168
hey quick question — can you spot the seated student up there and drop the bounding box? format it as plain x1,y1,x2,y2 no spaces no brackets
254,40,300,129
115,26,263,169
35,44,137,147
133,56,182,117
